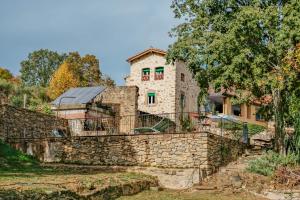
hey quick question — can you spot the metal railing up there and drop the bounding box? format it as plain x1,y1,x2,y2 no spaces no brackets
1,111,249,141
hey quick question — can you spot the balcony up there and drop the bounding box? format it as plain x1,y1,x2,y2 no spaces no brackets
141,75,150,81
154,74,164,80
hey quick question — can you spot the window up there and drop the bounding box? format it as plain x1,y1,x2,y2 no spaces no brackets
142,68,150,81
155,67,164,80
147,92,156,105
232,104,241,116
180,93,185,109
181,73,185,82
255,106,263,121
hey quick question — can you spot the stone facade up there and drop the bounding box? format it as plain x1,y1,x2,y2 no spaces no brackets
7,132,245,171
125,49,200,119
0,104,68,139
95,86,139,133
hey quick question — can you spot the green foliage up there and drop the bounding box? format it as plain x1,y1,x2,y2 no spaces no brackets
285,113,300,162
0,79,53,114
63,52,115,87
20,49,66,87
0,67,13,80
218,122,265,137
219,145,231,164
0,79,13,96
180,116,194,132
168,0,300,153
247,151,298,176
0,140,39,171
248,124,266,136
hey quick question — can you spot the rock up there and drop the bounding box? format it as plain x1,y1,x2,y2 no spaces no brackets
44,190,53,195
230,175,243,188
149,186,159,191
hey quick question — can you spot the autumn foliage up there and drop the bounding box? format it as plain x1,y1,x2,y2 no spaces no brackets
47,62,80,99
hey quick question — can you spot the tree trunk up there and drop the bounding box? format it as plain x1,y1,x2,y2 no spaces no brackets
272,89,286,154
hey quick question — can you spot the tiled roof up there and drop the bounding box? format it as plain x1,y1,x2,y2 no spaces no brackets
51,86,106,106
127,48,167,63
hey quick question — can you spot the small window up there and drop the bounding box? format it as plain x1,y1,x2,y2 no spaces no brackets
142,68,150,81
180,93,185,109
147,92,156,105
155,67,164,80
181,73,185,82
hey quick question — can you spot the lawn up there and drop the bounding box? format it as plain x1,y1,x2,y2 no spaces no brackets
0,140,157,199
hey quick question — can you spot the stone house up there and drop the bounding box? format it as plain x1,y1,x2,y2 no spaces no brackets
125,48,200,121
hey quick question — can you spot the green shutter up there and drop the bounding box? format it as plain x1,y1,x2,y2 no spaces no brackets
143,68,150,73
155,67,164,72
148,93,156,97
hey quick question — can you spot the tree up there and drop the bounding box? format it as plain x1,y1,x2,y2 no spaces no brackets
47,62,80,100
0,67,13,80
64,52,114,87
167,0,300,153
20,49,66,87
64,52,101,86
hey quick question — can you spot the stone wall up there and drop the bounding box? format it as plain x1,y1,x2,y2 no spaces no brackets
207,134,245,173
174,60,200,114
125,53,177,116
7,132,245,171
95,86,139,133
0,104,68,139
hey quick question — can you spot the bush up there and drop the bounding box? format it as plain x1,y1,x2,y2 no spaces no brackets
218,121,266,136
247,151,298,176
248,123,266,136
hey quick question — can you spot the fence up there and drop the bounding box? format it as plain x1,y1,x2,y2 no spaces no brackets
67,112,248,141
1,110,249,142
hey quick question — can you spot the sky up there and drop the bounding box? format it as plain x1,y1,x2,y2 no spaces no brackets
0,0,178,85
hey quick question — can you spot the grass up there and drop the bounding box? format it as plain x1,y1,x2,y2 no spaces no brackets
0,139,42,172
0,139,156,196
117,190,265,200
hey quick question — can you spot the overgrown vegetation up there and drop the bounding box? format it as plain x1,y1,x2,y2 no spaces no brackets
247,151,298,176
218,121,266,137
0,140,39,172
180,116,194,132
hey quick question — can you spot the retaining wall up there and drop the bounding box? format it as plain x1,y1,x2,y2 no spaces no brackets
0,104,68,139
7,132,245,172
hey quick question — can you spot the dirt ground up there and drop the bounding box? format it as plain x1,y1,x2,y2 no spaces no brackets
0,169,156,196
118,189,267,200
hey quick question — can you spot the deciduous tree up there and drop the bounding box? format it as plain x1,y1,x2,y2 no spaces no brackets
0,67,13,80
20,49,66,87
167,0,300,153
47,62,80,100
64,52,114,87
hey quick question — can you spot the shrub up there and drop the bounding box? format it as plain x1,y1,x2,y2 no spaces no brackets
218,121,266,137
181,116,194,132
248,124,266,136
247,151,298,176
